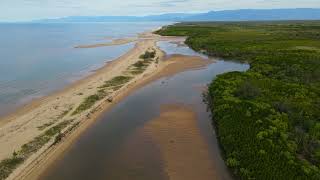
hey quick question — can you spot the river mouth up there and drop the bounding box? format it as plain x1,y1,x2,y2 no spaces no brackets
40,41,249,180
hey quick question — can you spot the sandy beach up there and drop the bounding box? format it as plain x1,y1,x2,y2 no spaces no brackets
0,31,212,180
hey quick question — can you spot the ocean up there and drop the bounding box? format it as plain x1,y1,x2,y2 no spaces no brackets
0,22,170,117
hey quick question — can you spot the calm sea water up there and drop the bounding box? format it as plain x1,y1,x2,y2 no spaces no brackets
0,22,170,117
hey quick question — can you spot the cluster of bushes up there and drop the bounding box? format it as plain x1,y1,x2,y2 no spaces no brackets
139,49,156,60
157,21,320,179
129,50,157,75
99,76,133,89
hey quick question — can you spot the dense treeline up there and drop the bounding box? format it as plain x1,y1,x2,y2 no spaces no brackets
156,21,320,179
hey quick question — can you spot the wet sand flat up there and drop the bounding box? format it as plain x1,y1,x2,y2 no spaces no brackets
102,128,168,180
143,104,218,180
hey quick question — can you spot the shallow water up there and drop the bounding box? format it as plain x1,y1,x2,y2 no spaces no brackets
0,22,169,117
42,41,249,180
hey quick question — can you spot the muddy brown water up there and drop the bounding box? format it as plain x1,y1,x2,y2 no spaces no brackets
40,42,249,180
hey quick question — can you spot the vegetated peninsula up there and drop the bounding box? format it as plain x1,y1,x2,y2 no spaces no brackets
0,32,209,180
156,21,320,179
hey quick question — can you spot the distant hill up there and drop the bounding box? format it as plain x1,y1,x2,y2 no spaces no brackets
188,9,320,21
36,8,320,22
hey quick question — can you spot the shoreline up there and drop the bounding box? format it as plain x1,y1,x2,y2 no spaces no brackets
74,37,138,48
20,55,211,180
0,34,186,127
0,31,212,180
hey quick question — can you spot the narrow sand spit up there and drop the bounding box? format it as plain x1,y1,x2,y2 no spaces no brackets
0,32,213,180
142,104,218,180
74,38,137,48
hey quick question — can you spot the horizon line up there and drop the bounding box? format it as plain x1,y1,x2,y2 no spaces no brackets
1,7,320,23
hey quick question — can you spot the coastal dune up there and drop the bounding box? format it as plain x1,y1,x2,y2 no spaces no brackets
0,32,212,180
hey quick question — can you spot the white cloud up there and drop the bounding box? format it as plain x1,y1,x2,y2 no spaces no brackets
1,0,319,21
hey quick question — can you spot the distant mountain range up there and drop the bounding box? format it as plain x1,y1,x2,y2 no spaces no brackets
36,8,320,22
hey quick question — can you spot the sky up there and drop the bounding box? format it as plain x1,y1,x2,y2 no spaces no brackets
1,0,320,21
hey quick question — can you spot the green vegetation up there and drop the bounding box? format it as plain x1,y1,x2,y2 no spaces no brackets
129,50,157,75
72,93,106,115
37,107,73,130
0,120,72,180
139,49,156,60
99,76,133,89
37,121,55,131
157,21,320,179
73,49,157,115
72,75,133,115
58,106,73,118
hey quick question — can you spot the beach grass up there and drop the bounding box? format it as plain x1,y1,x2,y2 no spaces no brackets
0,120,72,180
128,50,156,75
72,75,133,115
99,76,133,89
37,121,55,131
57,107,73,119
72,93,106,115
37,107,73,130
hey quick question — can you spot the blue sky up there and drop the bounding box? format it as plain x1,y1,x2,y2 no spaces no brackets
1,0,319,21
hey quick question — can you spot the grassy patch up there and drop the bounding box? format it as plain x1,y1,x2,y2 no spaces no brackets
139,50,156,60
128,50,157,75
57,106,73,119
99,76,133,89
73,75,133,115
37,106,73,130
71,50,157,116
0,156,23,180
0,120,72,180
37,121,55,131
72,92,106,115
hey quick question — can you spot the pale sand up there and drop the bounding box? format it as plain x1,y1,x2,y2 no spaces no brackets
143,104,218,180
74,38,137,48
74,33,186,49
1,32,213,180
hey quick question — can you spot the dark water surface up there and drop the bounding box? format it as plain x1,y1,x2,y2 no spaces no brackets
42,41,249,180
